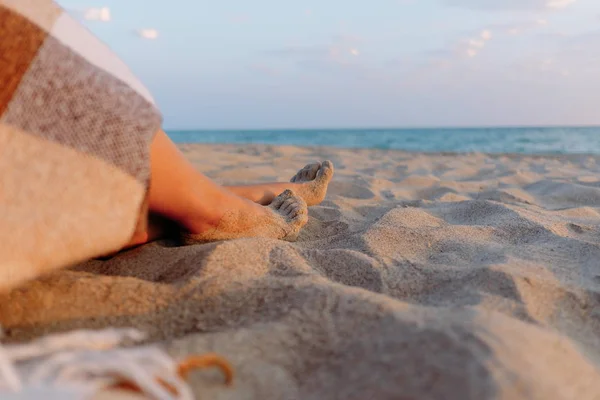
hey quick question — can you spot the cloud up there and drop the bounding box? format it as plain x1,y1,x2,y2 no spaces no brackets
262,35,368,77
462,29,492,58
137,29,159,40
83,7,111,22
265,35,363,63
431,18,549,65
441,0,576,11
546,0,576,9
468,39,485,49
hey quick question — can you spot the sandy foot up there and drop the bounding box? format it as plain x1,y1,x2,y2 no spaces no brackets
183,189,308,243
291,161,335,206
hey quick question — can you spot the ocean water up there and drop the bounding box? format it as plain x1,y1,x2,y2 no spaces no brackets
168,127,600,155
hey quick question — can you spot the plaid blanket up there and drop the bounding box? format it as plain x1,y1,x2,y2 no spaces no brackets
0,0,162,291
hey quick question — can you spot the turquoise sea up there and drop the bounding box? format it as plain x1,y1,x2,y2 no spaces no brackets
168,127,600,155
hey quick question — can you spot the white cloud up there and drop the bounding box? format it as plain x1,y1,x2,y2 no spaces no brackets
440,19,548,62
468,39,485,48
263,35,368,76
137,29,159,40
546,0,576,9
83,7,110,22
462,30,493,58
266,35,362,63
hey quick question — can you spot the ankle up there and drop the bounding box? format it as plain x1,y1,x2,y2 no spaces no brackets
182,190,258,235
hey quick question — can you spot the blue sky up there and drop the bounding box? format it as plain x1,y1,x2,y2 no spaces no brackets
57,0,600,129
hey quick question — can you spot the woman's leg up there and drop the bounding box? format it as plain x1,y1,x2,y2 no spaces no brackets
127,130,319,248
224,161,334,206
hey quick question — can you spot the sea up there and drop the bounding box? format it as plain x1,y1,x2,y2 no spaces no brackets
168,127,600,155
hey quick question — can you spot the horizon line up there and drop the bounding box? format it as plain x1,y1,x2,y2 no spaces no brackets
165,124,600,132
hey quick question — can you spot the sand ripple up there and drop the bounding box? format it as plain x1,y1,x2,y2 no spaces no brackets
2,145,600,399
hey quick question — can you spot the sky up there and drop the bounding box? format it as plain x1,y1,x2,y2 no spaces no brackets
56,0,600,129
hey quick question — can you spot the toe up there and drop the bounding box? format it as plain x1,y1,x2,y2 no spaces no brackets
276,190,308,242
277,193,308,242
317,160,334,181
292,204,308,226
288,205,300,218
291,163,322,183
281,198,296,214
304,163,321,180
271,189,295,208
300,166,310,180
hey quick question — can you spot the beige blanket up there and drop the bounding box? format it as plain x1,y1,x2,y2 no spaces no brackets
0,0,161,291
2,144,600,399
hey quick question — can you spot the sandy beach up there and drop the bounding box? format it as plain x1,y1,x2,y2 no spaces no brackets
2,143,600,399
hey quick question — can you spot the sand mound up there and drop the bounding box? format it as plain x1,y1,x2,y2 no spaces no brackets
2,145,600,399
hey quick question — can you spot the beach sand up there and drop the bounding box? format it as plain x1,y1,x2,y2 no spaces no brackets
2,144,600,399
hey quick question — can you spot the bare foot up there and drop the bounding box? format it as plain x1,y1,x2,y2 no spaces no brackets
183,190,308,243
290,161,335,206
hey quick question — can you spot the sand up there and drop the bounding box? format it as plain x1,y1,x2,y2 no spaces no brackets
2,144,600,399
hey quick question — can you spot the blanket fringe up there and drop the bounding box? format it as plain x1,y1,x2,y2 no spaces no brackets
112,353,234,396
0,328,233,400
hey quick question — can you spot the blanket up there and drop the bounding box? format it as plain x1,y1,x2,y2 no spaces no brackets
0,0,161,292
